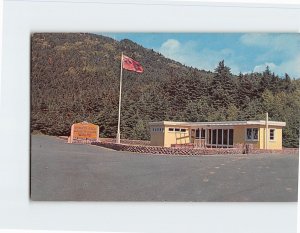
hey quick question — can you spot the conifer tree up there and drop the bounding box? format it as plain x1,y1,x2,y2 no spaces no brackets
210,60,236,108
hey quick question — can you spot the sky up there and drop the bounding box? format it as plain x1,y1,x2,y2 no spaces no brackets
101,33,300,78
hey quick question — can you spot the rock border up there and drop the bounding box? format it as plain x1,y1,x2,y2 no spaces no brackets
91,141,298,156
92,141,244,156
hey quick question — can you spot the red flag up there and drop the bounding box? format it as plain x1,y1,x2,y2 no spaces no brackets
122,55,144,73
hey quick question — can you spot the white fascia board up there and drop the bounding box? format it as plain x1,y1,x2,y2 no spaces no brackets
149,120,286,127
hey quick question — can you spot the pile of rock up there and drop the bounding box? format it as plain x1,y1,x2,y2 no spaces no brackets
99,138,151,146
92,141,244,156
250,148,299,154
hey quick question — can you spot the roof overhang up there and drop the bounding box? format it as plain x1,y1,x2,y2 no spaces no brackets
149,120,286,127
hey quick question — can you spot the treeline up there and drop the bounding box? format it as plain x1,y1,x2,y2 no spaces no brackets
31,33,300,147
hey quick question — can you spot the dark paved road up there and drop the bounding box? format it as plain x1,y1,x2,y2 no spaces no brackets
31,135,298,201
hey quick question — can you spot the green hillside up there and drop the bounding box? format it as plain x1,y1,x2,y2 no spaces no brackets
31,33,300,147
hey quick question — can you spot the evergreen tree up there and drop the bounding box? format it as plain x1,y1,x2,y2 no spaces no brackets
210,60,236,108
259,66,272,94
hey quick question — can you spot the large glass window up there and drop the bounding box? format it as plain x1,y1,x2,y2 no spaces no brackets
246,128,259,141
253,128,258,140
223,129,228,145
217,129,222,145
212,129,217,144
201,129,205,139
207,129,211,144
246,128,252,140
229,129,233,145
207,128,234,147
196,129,206,139
196,129,200,139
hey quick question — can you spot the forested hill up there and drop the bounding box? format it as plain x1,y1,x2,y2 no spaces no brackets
31,33,300,147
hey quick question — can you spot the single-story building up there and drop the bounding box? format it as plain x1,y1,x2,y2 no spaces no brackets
149,120,286,150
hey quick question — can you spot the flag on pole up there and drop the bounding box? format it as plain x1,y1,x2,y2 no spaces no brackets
122,55,144,73
116,53,143,144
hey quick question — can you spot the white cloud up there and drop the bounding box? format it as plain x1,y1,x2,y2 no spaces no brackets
158,39,242,74
240,33,300,53
240,34,268,46
253,56,300,77
161,39,180,49
253,62,277,73
240,33,300,77
158,35,300,78
278,55,300,76
160,39,181,55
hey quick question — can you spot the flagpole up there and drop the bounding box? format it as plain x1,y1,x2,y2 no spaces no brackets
116,52,123,144
265,112,268,150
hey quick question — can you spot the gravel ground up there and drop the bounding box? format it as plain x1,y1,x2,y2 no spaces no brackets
30,135,299,201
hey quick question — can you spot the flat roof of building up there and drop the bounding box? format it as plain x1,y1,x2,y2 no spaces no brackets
149,120,286,127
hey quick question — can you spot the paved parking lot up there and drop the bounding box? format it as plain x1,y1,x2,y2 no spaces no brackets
31,135,298,201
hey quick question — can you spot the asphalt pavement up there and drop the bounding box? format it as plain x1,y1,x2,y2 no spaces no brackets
30,135,298,201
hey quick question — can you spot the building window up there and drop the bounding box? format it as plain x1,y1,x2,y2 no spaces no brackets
201,129,205,139
270,129,275,141
246,128,252,140
223,129,228,145
169,128,187,132
217,129,222,145
207,128,234,147
153,127,164,132
196,129,200,138
246,128,259,141
229,129,234,145
196,129,206,139
212,129,217,144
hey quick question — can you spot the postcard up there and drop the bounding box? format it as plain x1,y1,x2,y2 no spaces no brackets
30,32,299,201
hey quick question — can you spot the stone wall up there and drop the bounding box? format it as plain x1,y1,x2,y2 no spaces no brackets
92,141,244,156
62,136,298,155
250,148,299,154
99,138,151,146
92,141,299,156
58,136,151,146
